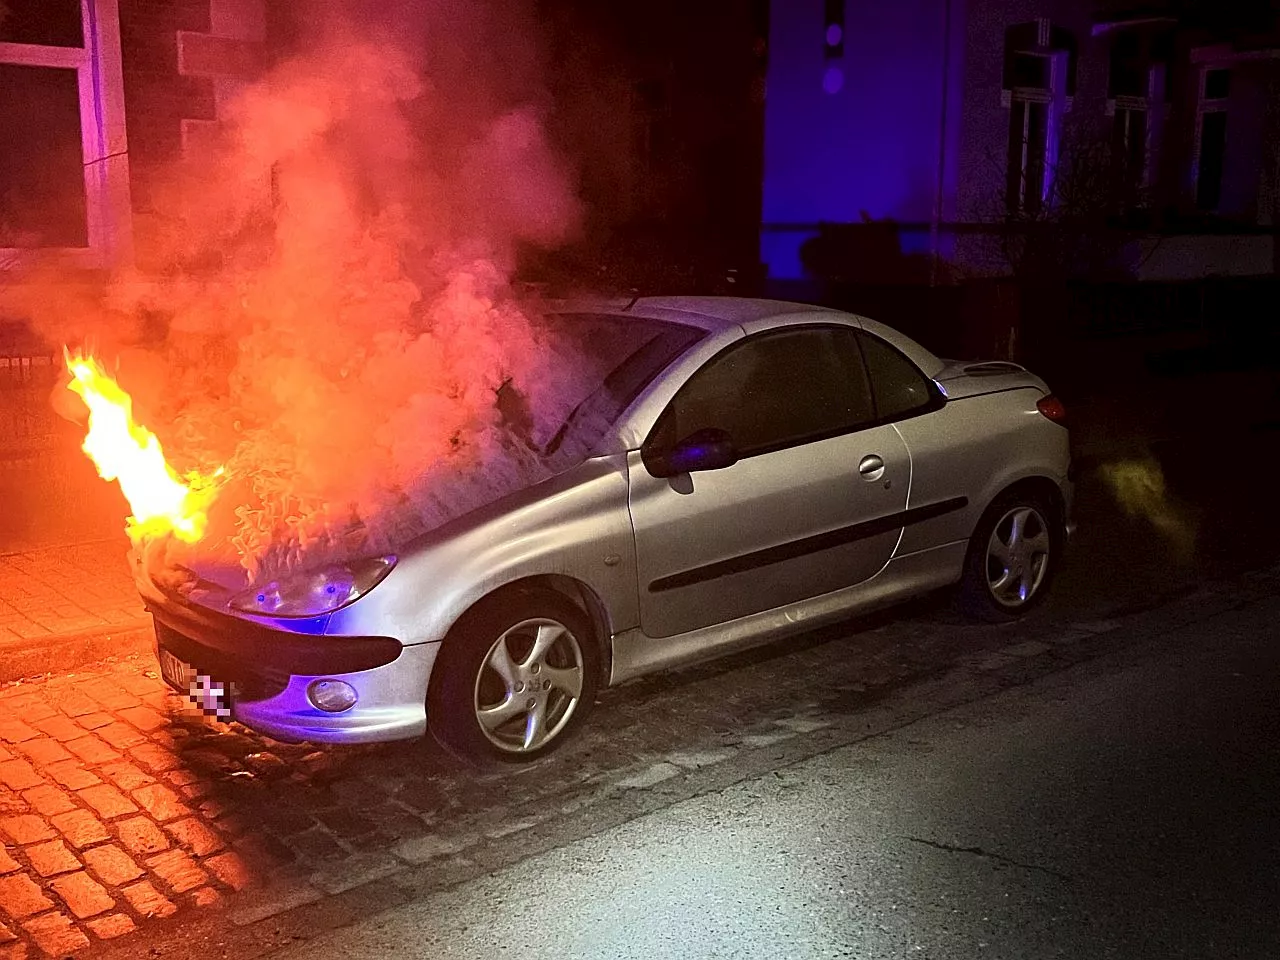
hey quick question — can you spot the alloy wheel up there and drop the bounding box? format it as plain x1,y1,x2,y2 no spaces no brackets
473,618,585,754
985,505,1052,608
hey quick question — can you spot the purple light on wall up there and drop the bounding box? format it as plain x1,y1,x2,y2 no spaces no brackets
826,24,843,47
763,0,965,278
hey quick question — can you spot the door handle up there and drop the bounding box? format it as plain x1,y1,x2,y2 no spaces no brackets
858,455,885,481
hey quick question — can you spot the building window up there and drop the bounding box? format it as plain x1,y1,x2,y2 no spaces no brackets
1007,98,1049,213
0,0,84,47
1108,31,1145,97
631,74,674,218
1194,68,1230,211
1196,111,1227,210
1111,106,1148,191
1005,53,1053,213
1106,30,1151,194
1204,68,1230,100
0,0,131,267
1001,21,1078,216
0,62,87,247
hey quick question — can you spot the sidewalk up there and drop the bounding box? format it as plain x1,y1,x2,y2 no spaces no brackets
0,655,272,958
0,540,151,684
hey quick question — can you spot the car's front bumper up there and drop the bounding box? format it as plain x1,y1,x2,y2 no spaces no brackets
142,580,436,745
224,646,436,744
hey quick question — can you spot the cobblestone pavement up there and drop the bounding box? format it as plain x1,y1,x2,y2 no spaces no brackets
0,539,144,647
3,561,1277,959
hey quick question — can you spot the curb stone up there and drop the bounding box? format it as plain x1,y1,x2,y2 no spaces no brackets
0,620,153,685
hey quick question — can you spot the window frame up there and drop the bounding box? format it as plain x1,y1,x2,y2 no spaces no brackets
1003,49,1068,215
1000,19,1077,218
1192,64,1230,212
640,323,943,474
1006,93,1051,213
853,329,946,425
0,0,131,269
1110,101,1150,190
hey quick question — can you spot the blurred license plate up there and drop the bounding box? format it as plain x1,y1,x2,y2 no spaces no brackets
158,649,231,718
157,648,191,691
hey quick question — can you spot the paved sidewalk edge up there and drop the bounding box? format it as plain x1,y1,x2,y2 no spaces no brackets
0,617,153,683
0,536,126,560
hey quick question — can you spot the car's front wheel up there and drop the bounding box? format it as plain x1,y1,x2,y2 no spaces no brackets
958,491,1060,622
428,587,599,764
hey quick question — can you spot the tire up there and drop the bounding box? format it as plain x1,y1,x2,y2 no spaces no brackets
427,586,600,765
957,491,1061,623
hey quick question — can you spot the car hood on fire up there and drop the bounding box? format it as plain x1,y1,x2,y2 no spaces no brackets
150,450,598,619
152,299,952,619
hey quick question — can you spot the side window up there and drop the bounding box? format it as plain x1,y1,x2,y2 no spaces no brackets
857,332,937,420
647,326,875,459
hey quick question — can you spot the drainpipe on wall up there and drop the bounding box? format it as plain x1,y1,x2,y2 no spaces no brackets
929,0,953,287
1271,72,1280,280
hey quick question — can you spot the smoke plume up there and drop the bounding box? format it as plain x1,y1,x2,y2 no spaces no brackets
1099,458,1198,561
14,0,597,582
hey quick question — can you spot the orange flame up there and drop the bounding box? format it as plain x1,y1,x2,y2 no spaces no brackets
64,351,221,544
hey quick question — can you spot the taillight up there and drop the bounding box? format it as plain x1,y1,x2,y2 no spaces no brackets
1037,394,1067,425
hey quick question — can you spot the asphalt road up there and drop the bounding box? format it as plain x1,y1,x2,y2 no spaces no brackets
264,589,1280,960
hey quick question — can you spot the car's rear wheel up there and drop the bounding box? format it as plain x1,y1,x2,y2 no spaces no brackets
428,587,599,765
958,492,1059,622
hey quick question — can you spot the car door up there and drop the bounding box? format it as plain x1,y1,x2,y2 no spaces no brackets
627,324,910,639
854,329,969,556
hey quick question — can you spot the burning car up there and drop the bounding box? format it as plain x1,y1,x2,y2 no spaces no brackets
120,297,1072,763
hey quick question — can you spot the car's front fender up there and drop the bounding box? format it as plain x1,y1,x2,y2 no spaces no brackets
323,455,639,648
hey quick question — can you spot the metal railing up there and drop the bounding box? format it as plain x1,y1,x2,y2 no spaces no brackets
0,353,62,455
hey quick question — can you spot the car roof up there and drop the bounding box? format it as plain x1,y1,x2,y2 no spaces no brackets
625,296,841,332
550,295,943,377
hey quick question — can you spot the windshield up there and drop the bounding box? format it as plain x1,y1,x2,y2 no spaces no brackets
504,312,704,466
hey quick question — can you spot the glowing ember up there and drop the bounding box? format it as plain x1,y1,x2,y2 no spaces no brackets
64,351,221,544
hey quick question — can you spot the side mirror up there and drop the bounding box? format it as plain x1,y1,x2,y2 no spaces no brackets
646,428,739,478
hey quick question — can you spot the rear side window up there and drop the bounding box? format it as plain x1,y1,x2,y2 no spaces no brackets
857,332,937,420
648,325,876,459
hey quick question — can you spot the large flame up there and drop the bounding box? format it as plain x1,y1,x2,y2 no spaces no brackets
65,351,221,544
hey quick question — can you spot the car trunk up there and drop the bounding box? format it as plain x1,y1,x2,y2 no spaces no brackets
932,359,1050,401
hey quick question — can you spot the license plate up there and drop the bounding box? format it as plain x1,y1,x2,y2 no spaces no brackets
158,648,192,691
158,648,232,719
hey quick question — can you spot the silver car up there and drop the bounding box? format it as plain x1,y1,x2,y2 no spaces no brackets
138,297,1073,763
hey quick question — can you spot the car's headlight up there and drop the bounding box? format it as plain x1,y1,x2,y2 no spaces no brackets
229,556,396,618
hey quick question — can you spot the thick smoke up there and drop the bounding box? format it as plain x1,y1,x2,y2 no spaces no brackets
20,0,598,583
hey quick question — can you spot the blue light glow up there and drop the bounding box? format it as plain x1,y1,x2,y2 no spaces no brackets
761,0,965,280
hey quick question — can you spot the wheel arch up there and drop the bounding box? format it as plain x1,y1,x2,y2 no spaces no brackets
433,575,615,692
983,475,1068,538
